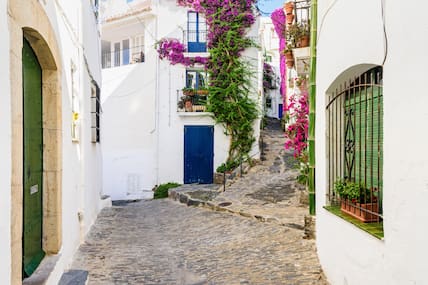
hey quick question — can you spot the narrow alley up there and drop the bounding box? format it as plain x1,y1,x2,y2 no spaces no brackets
70,119,327,285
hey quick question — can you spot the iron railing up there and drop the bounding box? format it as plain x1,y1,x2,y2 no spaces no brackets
101,45,145,69
326,66,383,222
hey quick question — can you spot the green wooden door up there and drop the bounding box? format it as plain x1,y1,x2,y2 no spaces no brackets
22,38,45,278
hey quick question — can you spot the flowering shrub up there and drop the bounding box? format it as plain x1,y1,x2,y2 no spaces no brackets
156,38,208,66
177,0,258,165
263,63,276,91
271,8,287,101
284,88,309,159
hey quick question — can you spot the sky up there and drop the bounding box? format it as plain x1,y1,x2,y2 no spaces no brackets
256,0,284,16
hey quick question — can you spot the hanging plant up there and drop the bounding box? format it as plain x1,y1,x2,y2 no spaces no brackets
156,38,208,66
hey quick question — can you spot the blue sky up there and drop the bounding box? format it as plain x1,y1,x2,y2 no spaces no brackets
256,0,284,16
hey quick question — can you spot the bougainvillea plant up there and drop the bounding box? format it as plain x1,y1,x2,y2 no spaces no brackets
284,87,309,160
175,0,258,166
156,38,208,66
271,8,286,103
263,62,277,91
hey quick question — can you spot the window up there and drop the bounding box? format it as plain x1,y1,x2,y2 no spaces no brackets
326,67,383,225
132,35,145,63
122,39,130,65
186,70,207,89
187,11,207,52
127,0,133,2
91,82,101,143
114,42,120,67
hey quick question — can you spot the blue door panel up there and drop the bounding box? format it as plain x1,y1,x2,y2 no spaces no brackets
184,126,214,184
279,104,283,119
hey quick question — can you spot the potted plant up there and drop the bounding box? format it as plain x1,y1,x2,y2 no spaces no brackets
286,13,295,25
196,87,209,95
284,1,294,15
181,96,193,112
334,179,380,222
298,22,310,47
182,87,195,96
284,44,294,68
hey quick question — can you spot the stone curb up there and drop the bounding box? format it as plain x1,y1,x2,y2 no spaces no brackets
169,187,296,228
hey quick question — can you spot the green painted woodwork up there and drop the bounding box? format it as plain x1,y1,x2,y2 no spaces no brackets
344,86,383,193
308,0,317,215
22,38,45,278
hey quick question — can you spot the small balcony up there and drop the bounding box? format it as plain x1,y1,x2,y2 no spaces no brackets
177,88,209,113
102,45,145,69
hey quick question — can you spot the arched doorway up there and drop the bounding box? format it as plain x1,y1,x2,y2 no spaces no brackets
22,38,44,277
8,0,63,281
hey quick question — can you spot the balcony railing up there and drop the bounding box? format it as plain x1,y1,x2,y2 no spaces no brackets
177,89,208,113
102,45,145,69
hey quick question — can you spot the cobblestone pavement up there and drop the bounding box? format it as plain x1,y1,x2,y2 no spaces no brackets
71,118,328,284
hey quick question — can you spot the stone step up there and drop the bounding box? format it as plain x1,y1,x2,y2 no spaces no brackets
58,270,88,285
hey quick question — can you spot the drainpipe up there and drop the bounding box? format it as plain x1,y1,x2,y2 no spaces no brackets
308,0,317,215
155,0,160,185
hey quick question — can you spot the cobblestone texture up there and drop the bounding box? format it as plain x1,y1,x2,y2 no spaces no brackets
71,118,328,284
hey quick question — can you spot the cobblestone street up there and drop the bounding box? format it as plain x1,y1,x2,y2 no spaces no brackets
71,119,328,285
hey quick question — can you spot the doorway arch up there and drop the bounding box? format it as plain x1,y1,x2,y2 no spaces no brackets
8,0,63,281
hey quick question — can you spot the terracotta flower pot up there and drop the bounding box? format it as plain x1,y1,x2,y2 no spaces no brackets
286,59,294,69
299,35,310,47
185,100,193,112
286,14,294,25
284,51,294,61
284,2,294,14
340,200,380,223
197,89,209,95
183,90,195,96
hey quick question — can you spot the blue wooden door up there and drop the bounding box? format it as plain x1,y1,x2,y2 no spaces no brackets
279,104,283,119
184,126,214,184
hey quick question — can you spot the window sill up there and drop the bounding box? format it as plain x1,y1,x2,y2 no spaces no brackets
177,111,212,117
324,205,384,240
183,52,209,58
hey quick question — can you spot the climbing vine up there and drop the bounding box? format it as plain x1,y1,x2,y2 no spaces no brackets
174,0,259,166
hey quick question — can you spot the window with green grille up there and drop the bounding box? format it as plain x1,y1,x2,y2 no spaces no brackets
326,66,383,221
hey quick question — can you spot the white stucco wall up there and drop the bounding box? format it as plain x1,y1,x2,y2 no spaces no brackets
316,1,428,284
0,1,104,283
0,0,11,283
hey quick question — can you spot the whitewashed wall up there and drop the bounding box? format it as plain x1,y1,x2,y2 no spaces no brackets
316,0,428,284
0,0,12,283
1,0,105,283
101,0,262,199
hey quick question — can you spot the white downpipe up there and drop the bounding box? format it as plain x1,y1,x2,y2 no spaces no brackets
154,0,160,185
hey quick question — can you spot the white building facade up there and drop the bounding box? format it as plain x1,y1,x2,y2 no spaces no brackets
1,0,107,284
315,0,428,284
100,0,262,201
260,17,282,119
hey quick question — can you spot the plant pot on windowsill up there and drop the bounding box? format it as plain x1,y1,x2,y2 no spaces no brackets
286,59,294,68
286,14,294,25
197,89,209,95
284,2,294,14
299,35,310,48
182,88,195,96
340,200,380,223
192,105,206,112
334,180,381,223
184,100,193,112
